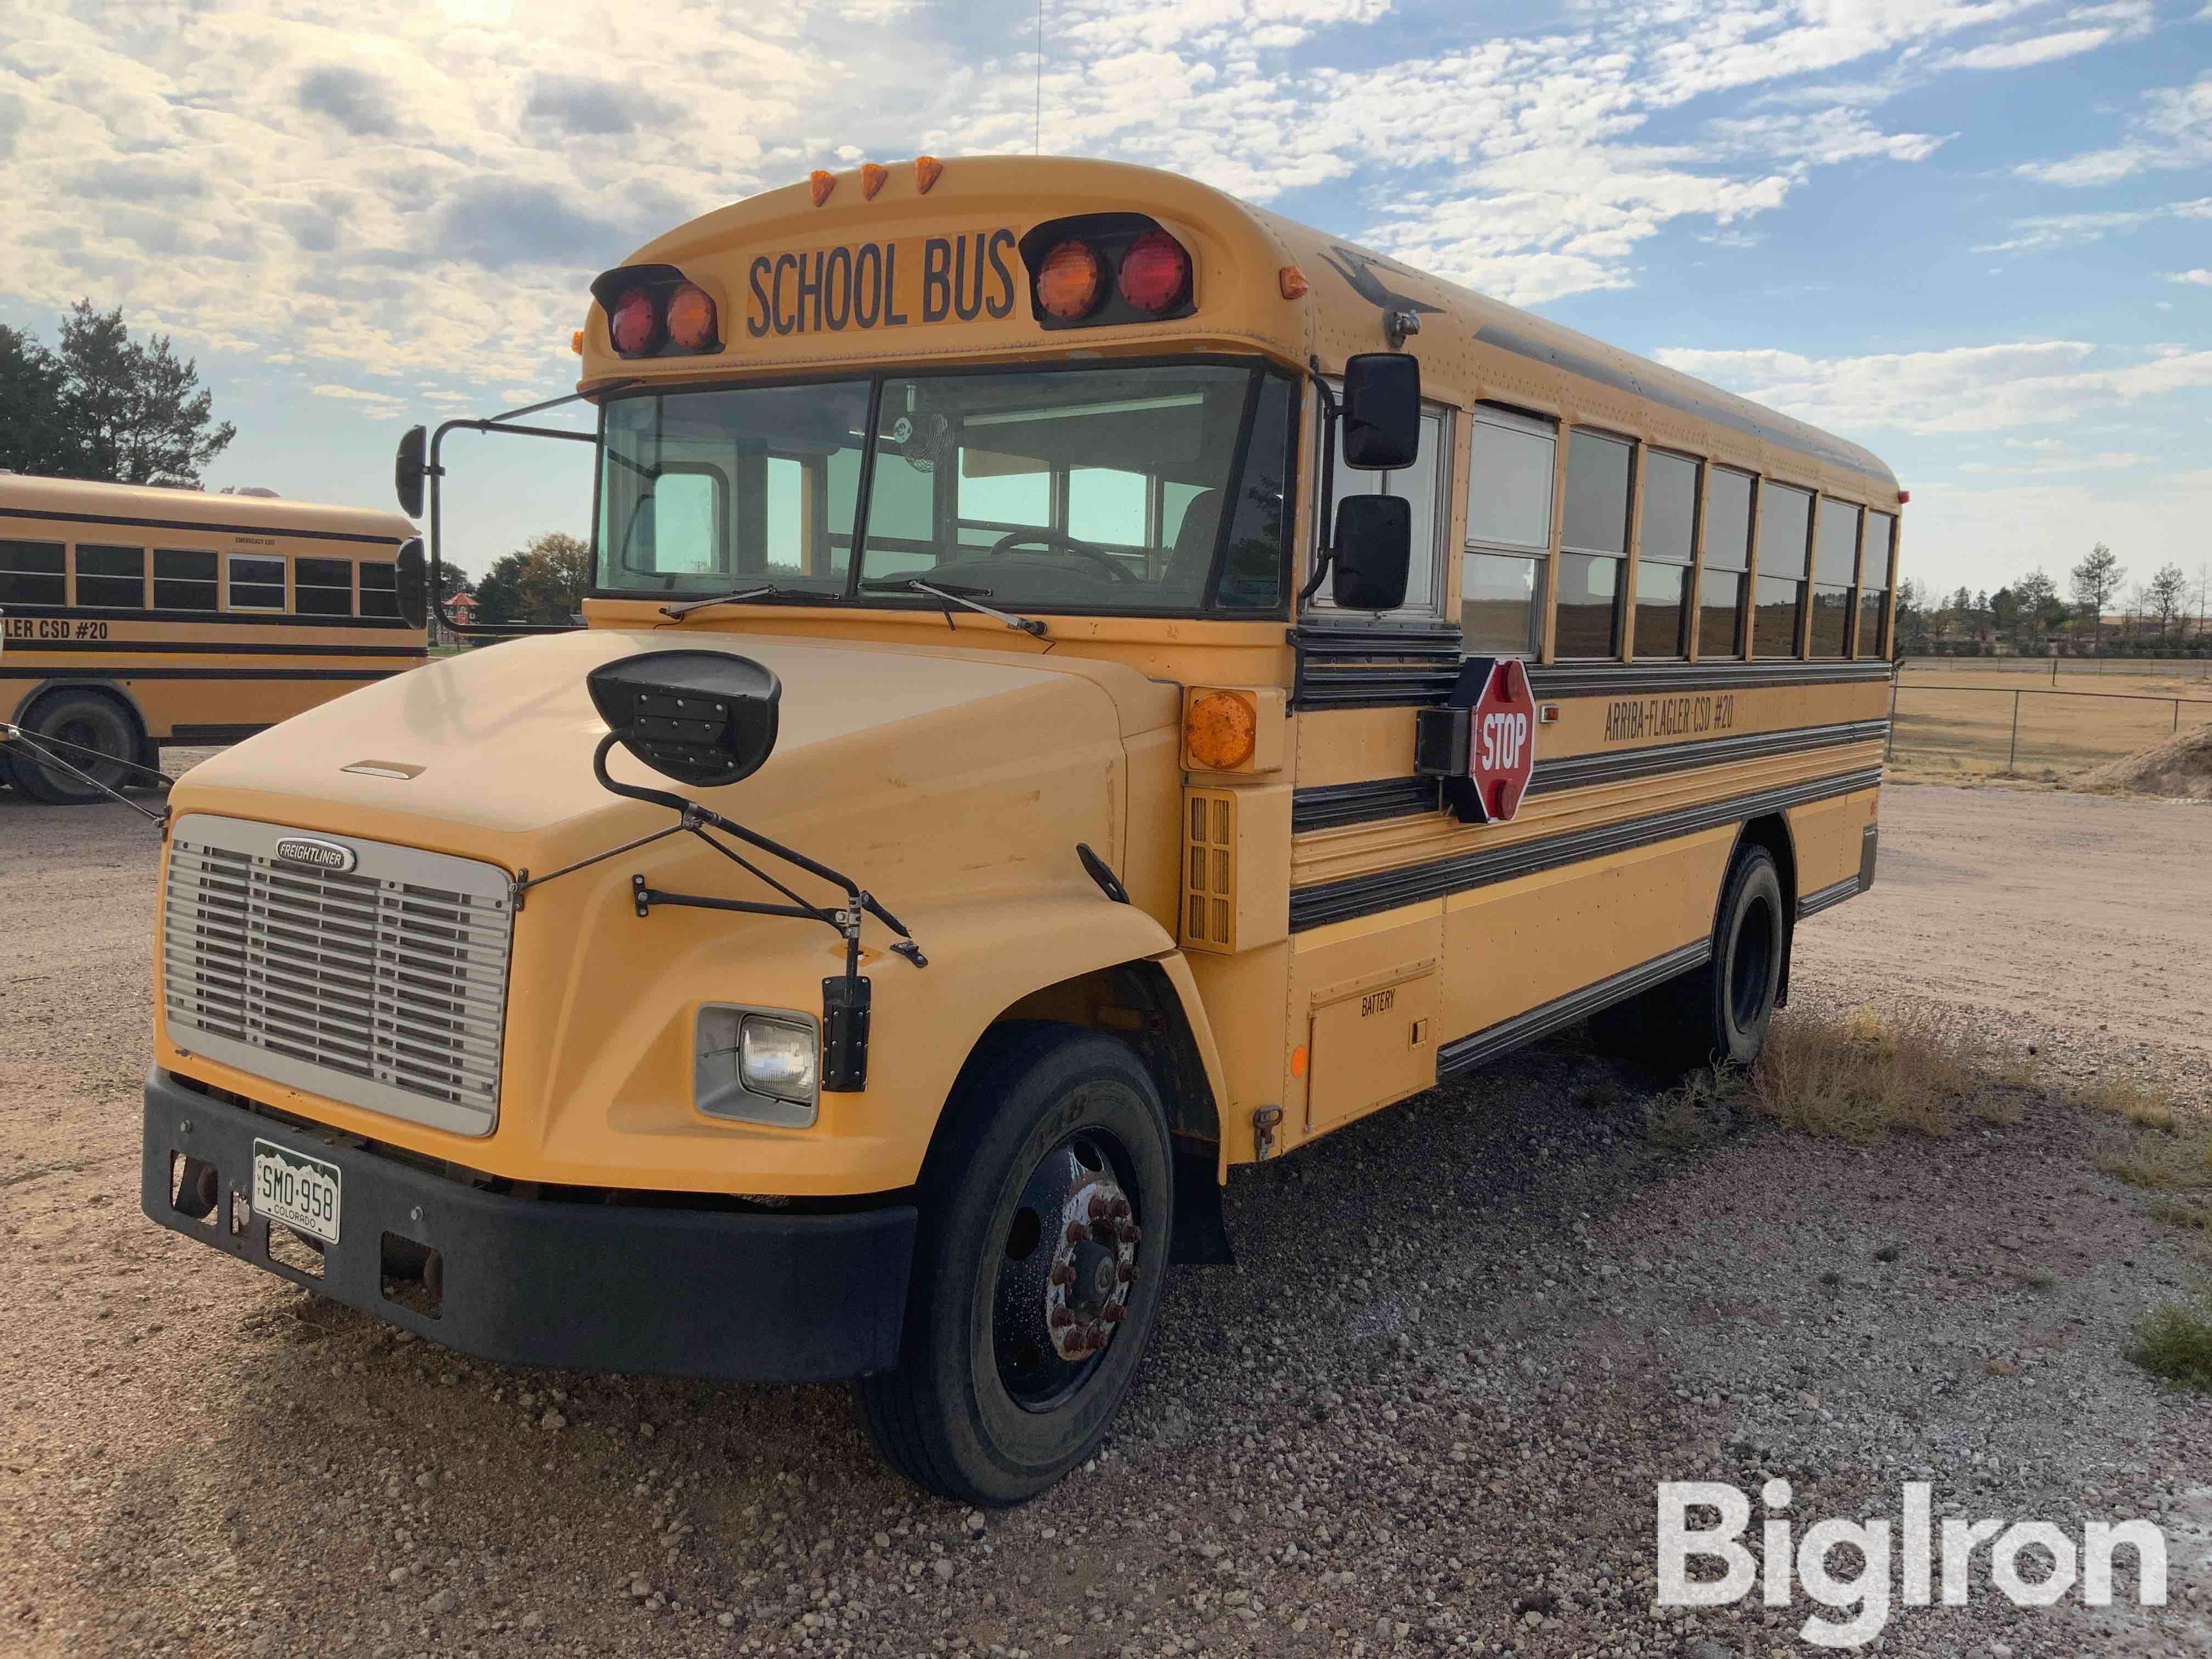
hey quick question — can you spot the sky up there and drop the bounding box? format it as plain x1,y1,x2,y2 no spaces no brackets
1,0,2208,605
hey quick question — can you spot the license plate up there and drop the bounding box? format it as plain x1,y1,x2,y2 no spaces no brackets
251,1138,341,1245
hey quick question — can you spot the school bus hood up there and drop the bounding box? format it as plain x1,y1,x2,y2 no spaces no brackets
168,628,1180,877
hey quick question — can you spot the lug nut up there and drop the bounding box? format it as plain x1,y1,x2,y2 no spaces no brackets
1117,1261,1136,1283
1088,1194,1109,1221
1048,1305,1074,1330
1103,1303,1125,1324
1121,1223,1142,1248
1110,1197,1130,1219
1065,1222,1089,1246
1049,1262,1075,1286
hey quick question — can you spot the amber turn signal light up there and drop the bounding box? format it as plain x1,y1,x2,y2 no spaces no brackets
809,170,836,207
1184,690,1258,771
665,281,718,351
1035,239,1107,321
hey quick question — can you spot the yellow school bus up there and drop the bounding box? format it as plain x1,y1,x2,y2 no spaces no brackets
140,156,1895,1504
1,475,428,802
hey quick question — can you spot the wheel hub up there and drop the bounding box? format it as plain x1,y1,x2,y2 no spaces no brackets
1045,1180,1138,1358
990,1132,1146,1408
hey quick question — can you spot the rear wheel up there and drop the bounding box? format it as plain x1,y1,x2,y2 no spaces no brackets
855,1023,1173,1505
9,691,143,805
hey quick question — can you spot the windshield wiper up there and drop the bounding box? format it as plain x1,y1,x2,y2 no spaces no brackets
858,576,1048,638
659,584,810,620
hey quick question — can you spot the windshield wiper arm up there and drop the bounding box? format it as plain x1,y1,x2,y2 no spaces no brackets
660,585,800,619
858,576,1048,638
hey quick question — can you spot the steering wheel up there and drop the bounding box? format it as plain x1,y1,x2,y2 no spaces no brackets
987,528,1134,583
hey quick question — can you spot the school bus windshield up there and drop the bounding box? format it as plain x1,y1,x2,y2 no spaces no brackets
595,360,1294,615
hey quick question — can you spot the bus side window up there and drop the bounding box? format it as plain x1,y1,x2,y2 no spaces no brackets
0,539,66,607
155,549,219,611
1462,408,1554,655
296,557,355,618
360,562,400,619
1699,468,1753,658
228,554,286,611
74,544,147,610
1321,400,1449,620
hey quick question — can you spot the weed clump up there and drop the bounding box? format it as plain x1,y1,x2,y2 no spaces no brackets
1742,1005,2024,1144
2128,1297,2212,1391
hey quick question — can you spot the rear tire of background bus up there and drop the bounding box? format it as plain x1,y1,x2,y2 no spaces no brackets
1594,845,1786,1077
8,690,145,806
855,1022,1174,1506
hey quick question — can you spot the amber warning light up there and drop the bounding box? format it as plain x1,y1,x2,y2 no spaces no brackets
590,266,721,360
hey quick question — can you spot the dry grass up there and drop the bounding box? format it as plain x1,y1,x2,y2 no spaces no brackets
1742,1003,2025,1144
1641,1062,1746,1147
2076,1072,2180,1131
2094,1128,2212,1192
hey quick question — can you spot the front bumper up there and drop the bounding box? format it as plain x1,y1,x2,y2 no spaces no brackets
140,1068,916,1382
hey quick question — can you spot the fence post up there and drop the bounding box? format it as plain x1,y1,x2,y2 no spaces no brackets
2008,689,2021,771
2050,654,2057,686
2176,699,2182,735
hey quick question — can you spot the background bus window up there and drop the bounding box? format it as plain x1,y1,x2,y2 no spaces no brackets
1859,511,1895,658
1753,481,1812,658
154,549,218,611
74,544,146,610
1069,468,1148,558
1556,429,1633,658
360,562,400,619
295,557,354,618
1699,466,1752,658
1463,408,1554,654
1323,405,1449,620
1634,450,1697,658
228,554,286,611
1810,498,1860,657
0,540,65,606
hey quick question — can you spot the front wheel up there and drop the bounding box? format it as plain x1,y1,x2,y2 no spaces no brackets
9,691,144,804
855,1023,1173,1505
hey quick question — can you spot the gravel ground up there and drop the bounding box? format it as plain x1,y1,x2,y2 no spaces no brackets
2,776,2207,1658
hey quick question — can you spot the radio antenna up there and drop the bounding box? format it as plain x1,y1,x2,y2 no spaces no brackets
1035,0,1043,154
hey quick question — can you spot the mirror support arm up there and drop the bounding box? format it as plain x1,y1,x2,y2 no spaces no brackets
1296,358,1340,611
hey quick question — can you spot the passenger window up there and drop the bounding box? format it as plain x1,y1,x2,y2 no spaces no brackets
75,544,146,610
359,562,400,619
1556,430,1633,658
295,556,354,618
155,548,219,611
1858,511,1895,658
228,554,286,611
1634,450,1697,659
0,539,66,607
1698,467,1753,659
1323,404,1448,618
1753,482,1811,658
1809,498,1860,657
1462,408,1554,655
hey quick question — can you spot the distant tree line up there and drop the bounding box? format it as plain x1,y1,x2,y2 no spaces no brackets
1894,545,2211,658
469,532,589,626
0,301,236,487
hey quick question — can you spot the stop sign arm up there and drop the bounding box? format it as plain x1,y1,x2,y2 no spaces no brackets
1413,656,1538,826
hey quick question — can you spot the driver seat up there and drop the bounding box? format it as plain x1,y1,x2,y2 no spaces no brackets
1158,490,1223,600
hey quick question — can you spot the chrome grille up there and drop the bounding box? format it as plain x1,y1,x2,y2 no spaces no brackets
162,813,513,1137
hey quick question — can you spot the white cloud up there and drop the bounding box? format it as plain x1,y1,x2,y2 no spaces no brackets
2170,269,2212,286
1933,26,2112,70
1974,196,2212,252
2017,70,2212,185
1651,340,2212,436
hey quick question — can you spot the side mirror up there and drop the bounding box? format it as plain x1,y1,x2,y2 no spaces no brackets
1340,353,1421,471
587,650,782,789
396,538,429,631
395,425,427,518
1331,494,1412,611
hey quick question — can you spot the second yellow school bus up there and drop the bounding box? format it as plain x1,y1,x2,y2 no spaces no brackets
140,156,1895,1503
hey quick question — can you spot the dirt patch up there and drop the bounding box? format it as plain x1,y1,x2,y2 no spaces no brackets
2080,721,2212,800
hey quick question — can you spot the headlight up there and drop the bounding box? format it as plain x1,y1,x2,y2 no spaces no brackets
693,1006,819,1126
739,1017,817,1103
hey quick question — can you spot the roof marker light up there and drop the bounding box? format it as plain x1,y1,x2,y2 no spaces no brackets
809,170,836,207
1279,266,1308,300
915,155,943,194
861,162,888,200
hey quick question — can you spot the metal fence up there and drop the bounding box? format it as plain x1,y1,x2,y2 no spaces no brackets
1896,654,2212,681
1887,675,2212,776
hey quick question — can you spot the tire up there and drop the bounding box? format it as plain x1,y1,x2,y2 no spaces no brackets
1641,844,1787,1075
855,1022,1175,1506
9,691,144,805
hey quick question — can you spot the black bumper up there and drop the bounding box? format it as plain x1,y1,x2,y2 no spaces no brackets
140,1068,916,1382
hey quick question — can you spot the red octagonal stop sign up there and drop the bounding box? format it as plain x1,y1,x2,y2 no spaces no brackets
1463,657,1536,823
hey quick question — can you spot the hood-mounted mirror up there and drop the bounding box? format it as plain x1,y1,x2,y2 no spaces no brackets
586,650,782,789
